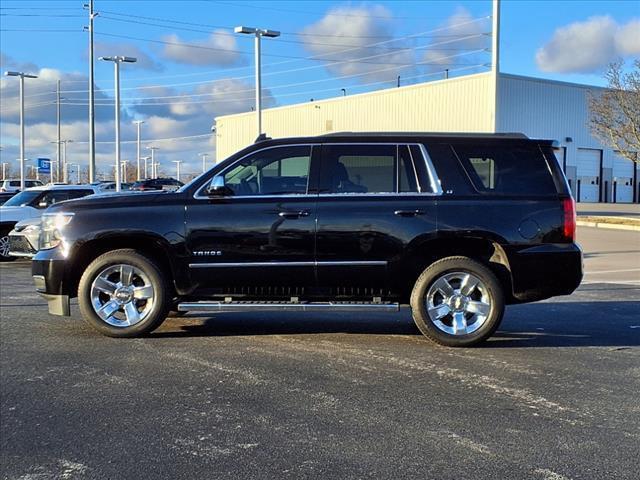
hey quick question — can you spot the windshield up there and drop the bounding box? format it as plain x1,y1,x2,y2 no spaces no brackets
2,190,42,207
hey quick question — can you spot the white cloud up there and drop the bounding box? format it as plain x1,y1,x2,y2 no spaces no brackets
161,30,245,66
298,5,416,83
422,7,490,74
615,19,640,56
536,16,640,73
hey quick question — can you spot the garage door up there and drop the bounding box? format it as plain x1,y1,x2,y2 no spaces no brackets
612,151,635,203
577,148,601,202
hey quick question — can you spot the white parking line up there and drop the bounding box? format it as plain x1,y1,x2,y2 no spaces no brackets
581,280,640,285
584,268,640,275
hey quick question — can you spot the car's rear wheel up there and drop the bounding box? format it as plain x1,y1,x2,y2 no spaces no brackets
0,229,16,262
410,256,504,347
78,249,170,337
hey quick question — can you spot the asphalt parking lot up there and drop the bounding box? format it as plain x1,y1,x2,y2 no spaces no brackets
1,226,639,480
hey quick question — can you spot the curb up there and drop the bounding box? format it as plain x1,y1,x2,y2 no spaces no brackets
577,220,640,232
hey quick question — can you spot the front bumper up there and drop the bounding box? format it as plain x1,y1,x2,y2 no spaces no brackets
506,243,583,303
32,247,72,316
8,231,38,258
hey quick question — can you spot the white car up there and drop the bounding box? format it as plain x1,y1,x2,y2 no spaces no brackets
0,179,44,193
0,184,101,261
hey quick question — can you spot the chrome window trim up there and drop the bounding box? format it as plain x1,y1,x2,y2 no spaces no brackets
189,260,387,268
194,143,318,200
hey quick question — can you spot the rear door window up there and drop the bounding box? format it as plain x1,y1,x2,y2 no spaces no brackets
452,143,558,195
320,144,419,194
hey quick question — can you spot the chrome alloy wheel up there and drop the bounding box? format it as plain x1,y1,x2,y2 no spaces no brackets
0,235,10,257
90,264,155,327
425,271,492,336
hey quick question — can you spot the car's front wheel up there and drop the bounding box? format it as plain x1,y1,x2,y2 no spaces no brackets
410,256,505,347
0,228,16,262
78,249,170,337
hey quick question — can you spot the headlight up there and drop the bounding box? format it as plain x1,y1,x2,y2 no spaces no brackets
40,212,74,250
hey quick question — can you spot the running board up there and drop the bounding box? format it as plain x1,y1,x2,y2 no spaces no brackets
177,301,400,313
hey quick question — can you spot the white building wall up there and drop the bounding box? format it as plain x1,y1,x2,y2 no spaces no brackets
215,72,495,160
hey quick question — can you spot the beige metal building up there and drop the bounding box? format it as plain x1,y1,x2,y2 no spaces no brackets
215,70,639,204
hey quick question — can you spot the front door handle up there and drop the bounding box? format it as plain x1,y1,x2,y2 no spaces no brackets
278,210,310,219
394,209,424,217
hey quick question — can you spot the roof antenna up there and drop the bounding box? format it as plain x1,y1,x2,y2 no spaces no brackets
255,133,271,143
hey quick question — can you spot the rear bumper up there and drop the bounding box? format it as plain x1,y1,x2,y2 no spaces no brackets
506,243,583,303
32,247,72,316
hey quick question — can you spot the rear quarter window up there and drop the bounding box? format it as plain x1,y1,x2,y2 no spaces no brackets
452,143,558,196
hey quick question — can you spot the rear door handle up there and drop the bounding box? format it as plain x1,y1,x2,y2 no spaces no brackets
278,210,310,219
394,209,424,217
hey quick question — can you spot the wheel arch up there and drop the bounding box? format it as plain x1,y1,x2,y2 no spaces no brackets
67,233,186,298
403,234,514,303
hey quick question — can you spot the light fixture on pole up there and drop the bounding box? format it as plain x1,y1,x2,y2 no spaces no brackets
199,152,209,173
4,71,38,191
133,120,144,181
100,55,137,192
172,160,183,182
146,146,158,178
234,26,280,139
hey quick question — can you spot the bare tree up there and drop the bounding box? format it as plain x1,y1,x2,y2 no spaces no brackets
588,59,640,164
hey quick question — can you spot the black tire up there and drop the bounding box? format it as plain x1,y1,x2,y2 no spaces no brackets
78,249,170,337
410,256,505,347
0,228,16,262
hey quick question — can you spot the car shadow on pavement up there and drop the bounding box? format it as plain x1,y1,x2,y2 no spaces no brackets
149,301,640,348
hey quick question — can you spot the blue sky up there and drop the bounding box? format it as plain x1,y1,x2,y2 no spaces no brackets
1,0,638,177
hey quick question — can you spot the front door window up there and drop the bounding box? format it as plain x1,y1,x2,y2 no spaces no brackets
223,146,312,196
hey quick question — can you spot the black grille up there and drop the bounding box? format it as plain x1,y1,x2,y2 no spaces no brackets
9,235,36,254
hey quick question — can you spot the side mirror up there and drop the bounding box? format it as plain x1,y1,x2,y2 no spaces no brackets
206,175,229,196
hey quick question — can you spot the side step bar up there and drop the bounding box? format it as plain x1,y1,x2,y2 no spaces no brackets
177,301,400,313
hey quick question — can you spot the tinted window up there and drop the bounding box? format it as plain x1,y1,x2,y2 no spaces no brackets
322,144,418,194
223,146,311,196
452,143,558,195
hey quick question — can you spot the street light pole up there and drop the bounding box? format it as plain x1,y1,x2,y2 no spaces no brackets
61,140,73,183
100,56,137,192
234,26,280,139
85,0,99,183
199,152,209,173
133,120,144,181
146,146,158,178
141,156,151,179
1,163,7,181
4,71,38,191
56,79,62,181
172,160,183,182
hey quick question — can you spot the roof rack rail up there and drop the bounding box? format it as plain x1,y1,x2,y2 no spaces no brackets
320,131,529,139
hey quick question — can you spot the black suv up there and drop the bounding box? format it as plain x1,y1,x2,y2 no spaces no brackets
32,133,582,347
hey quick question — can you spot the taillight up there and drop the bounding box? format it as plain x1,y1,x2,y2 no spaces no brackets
562,197,576,242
